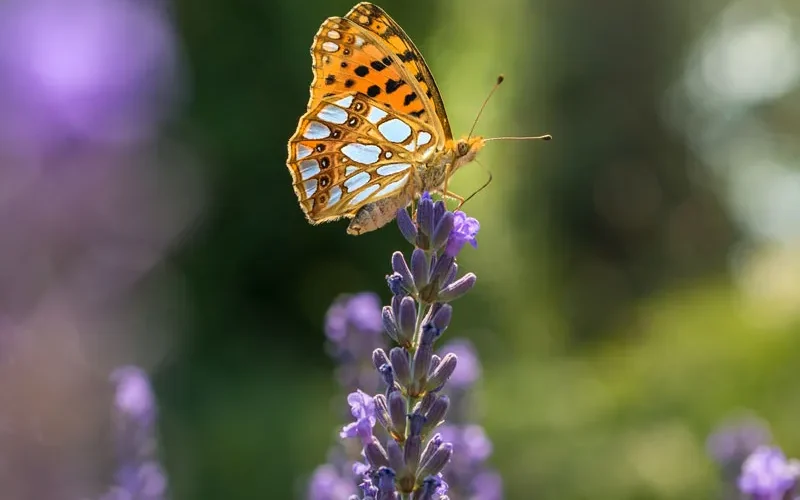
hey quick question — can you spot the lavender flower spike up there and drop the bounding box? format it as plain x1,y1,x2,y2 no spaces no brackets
309,192,489,499
101,366,168,500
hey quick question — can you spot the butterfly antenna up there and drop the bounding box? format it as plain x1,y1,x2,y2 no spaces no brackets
484,134,552,142
458,159,493,210
467,75,505,141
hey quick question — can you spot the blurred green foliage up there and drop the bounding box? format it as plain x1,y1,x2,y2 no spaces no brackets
153,0,800,498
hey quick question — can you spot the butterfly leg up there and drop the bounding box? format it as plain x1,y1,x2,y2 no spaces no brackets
442,190,465,210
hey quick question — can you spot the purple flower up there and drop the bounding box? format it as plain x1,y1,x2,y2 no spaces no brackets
439,340,481,390
310,192,485,499
307,464,358,500
107,461,167,500
324,293,386,392
472,471,503,500
325,292,383,342
0,0,179,150
111,366,157,428
436,424,498,499
344,293,383,334
445,211,479,257
738,446,800,499
102,366,168,500
340,390,377,445
708,416,771,466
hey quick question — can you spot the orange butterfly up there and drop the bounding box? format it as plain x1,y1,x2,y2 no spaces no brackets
287,2,549,235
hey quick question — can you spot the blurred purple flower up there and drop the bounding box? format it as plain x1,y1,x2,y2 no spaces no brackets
111,366,157,428
325,292,383,342
340,390,376,445
708,416,771,467
439,340,481,390
307,464,358,500
102,365,168,500
105,461,167,500
738,446,800,499
324,293,386,393
445,211,480,257
437,423,499,499
0,0,179,150
472,471,503,500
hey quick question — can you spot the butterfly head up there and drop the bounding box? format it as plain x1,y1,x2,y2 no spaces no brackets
452,136,486,173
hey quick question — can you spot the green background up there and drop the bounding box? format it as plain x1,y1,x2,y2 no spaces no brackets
146,0,800,498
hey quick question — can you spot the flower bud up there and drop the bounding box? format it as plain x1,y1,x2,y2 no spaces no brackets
417,442,453,480
389,347,411,387
425,353,458,392
396,208,417,245
438,273,476,302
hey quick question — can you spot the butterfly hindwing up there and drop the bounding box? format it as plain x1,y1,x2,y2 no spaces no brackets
288,92,437,222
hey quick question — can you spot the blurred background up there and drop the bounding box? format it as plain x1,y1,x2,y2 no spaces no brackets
0,0,798,498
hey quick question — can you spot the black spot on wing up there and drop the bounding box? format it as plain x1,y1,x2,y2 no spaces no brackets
396,50,416,62
354,65,369,77
403,92,418,106
370,60,387,71
385,78,405,94
367,85,381,97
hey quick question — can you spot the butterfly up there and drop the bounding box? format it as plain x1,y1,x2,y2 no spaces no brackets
287,2,549,235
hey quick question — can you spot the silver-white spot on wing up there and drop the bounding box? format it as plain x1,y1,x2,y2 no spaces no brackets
348,183,380,206
345,166,359,176
378,118,412,143
334,95,355,108
344,171,371,192
366,106,388,124
341,143,381,164
327,186,342,208
403,143,416,152
318,104,348,124
417,131,432,147
354,35,365,47
299,159,320,180
375,173,409,197
322,41,339,52
303,179,318,198
304,121,331,139
327,30,341,40
296,144,313,160
376,163,412,176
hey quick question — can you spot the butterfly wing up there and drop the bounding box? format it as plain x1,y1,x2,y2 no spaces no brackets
288,5,444,224
343,2,452,144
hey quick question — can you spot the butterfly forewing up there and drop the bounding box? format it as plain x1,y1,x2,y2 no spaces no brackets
288,92,437,222
344,2,452,142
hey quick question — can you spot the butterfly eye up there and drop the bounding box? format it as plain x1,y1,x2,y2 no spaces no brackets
457,141,469,156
